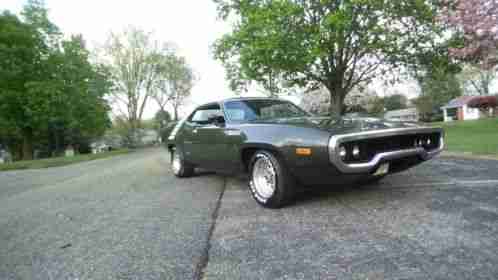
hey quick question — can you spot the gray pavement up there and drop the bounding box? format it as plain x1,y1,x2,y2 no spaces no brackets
1,148,498,279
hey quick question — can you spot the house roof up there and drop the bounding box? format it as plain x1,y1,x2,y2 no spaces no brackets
441,96,476,109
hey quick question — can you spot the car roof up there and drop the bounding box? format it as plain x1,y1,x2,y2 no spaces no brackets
197,97,285,108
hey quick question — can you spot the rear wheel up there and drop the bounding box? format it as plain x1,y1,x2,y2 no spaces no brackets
249,150,296,208
171,147,194,178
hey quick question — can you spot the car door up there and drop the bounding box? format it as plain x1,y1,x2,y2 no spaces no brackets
182,104,224,168
183,104,243,171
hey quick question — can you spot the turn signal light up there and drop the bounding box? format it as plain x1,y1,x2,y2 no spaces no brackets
296,148,312,156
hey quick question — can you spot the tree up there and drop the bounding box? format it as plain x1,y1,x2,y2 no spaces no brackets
21,0,60,43
155,109,171,129
152,54,196,121
0,10,50,159
0,2,111,160
344,87,382,114
101,27,169,139
441,0,498,69
383,94,408,111
49,36,112,154
213,0,445,116
458,63,497,95
415,68,463,121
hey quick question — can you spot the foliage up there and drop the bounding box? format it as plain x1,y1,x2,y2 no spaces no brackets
301,86,384,116
383,94,408,111
101,27,167,133
415,68,463,121
0,2,111,160
155,110,172,128
152,55,196,121
101,27,195,145
440,0,498,69
213,0,446,116
457,63,497,95
344,88,383,115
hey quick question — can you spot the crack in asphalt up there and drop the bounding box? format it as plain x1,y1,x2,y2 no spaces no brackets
193,176,227,280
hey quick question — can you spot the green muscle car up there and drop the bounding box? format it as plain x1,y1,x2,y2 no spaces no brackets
167,97,444,208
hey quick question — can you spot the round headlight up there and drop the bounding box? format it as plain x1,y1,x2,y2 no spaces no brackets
339,145,347,159
352,145,360,158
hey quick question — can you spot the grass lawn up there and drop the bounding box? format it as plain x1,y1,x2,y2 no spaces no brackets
433,118,498,156
0,149,131,171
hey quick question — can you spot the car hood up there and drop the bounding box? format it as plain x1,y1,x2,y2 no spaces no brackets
250,116,421,134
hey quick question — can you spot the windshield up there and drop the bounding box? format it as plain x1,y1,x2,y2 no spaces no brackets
224,99,310,122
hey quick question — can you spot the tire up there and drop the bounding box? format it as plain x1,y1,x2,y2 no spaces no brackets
170,147,194,178
248,150,296,208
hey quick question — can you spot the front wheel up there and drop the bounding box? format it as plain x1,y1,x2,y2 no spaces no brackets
171,147,194,178
249,150,296,208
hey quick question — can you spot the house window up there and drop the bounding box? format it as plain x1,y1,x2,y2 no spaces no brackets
446,108,457,119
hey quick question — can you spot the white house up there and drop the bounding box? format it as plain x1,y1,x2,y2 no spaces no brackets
441,96,480,122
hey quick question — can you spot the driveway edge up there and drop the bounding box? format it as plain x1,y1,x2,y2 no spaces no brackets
441,151,498,161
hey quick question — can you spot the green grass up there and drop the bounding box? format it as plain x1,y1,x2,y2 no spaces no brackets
0,149,131,171
433,118,498,156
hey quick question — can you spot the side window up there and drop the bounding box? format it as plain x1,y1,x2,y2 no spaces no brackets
189,105,223,125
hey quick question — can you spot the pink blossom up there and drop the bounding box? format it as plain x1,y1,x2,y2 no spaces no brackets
441,0,498,69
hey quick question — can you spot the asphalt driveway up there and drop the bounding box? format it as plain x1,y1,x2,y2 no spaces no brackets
1,148,497,279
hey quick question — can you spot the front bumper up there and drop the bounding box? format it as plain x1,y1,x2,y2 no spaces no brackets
328,127,444,174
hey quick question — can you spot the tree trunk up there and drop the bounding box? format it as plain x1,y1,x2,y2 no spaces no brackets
173,106,179,121
22,127,34,160
327,87,345,118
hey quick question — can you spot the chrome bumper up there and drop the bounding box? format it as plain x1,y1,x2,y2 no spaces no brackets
329,127,444,173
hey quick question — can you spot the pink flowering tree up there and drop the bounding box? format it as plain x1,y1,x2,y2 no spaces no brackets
441,0,498,69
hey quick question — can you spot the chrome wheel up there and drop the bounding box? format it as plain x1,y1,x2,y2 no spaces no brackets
172,151,181,174
251,154,277,200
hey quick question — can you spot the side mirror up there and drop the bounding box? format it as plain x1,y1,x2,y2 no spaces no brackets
208,115,225,127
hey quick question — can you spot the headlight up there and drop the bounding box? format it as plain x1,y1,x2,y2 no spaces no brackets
339,145,347,159
352,145,360,158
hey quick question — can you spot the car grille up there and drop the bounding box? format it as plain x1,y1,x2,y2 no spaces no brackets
341,132,441,164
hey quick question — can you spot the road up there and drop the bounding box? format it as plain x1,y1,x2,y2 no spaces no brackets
1,148,497,279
